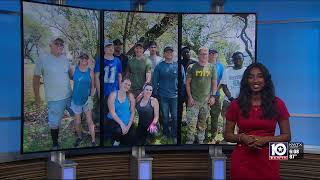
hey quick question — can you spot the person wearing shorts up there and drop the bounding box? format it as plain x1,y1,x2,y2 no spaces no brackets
33,37,74,150
69,53,96,147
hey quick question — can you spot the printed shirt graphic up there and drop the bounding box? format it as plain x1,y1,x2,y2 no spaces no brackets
187,62,217,102
220,66,246,101
94,57,122,97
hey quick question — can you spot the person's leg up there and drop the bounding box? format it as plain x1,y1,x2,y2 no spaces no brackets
121,126,137,146
197,101,210,144
71,101,84,147
85,109,96,145
160,96,170,138
185,102,200,144
169,97,178,143
205,106,212,142
136,123,148,145
47,99,67,149
209,96,221,143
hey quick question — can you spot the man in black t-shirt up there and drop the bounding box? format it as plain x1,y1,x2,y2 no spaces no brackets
113,39,129,77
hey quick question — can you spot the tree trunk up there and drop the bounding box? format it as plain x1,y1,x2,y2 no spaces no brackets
126,14,177,56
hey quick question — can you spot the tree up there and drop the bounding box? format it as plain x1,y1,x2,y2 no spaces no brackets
233,14,255,61
104,12,178,56
23,14,51,63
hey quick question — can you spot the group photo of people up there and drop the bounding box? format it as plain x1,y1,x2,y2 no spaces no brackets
23,2,100,152
180,14,256,144
103,11,179,146
23,2,258,151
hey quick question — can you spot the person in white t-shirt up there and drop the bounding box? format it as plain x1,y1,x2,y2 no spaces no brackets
33,37,74,150
221,52,246,137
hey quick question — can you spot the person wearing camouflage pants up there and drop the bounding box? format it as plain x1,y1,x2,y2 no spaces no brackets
185,47,217,144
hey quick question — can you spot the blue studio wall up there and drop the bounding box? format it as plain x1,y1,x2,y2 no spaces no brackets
0,0,319,154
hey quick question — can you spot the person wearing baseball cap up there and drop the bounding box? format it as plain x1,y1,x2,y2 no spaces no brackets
94,39,122,133
113,39,128,77
205,48,225,144
127,41,152,97
33,36,74,150
152,46,185,144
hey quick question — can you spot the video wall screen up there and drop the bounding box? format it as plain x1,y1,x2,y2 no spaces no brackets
22,1,100,153
180,13,256,145
22,1,257,153
103,11,179,146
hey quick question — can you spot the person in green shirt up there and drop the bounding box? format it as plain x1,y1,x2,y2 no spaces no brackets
126,42,152,97
185,47,217,144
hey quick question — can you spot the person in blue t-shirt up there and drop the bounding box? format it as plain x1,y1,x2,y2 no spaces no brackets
205,48,224,144
69,53,96,147
152,46,185,143
94,40,122,117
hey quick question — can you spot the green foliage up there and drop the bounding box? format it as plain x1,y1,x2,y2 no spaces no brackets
104,12,178,54
23,14,52,63
24,3,99,63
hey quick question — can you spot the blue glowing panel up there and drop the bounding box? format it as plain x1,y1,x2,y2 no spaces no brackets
139,160,151,180
214,159,225,180
63,167,75,180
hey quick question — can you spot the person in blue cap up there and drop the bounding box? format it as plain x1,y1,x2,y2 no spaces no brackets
94,40,122,139
205,48,224,144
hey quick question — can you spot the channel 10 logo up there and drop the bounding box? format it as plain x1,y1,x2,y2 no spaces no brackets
269,142,288,160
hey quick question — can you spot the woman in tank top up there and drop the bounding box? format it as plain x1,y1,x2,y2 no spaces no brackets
136,83,159,145
69,53,96,147
106,78,136,146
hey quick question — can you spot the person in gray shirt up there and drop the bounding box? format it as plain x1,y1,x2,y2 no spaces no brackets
33,37,74,150
152,46,185,143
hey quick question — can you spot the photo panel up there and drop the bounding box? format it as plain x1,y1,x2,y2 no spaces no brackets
180,13,256,145
103,11,179,146
23,1,100,153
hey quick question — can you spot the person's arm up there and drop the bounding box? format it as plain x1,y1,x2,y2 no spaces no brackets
222,84,233,101
90,70,95,96
118,73,122,90
145,60,152,83
145,72,151,84
127,93,136,129
150,97,159,124
33,75,41,105
185,77,194,107
107,92,125,128
251,119,291,148
224,120,257,145
68,66,74,80
152,64,159,96
33,59,43,106
95,72,100,98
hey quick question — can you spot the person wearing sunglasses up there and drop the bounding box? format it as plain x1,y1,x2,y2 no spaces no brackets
135,83,159,145
33,37,74,150
69,53,96,147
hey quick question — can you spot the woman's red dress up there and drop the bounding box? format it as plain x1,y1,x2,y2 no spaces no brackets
226,97,290,180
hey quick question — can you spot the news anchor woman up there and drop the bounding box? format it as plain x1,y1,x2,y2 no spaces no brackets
224,63,291,180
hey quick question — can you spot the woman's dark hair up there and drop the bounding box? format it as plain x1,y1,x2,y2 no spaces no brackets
238,63,277,119
143,82,153,90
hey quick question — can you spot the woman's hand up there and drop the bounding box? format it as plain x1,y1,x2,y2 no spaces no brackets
248,135,268,149
120,123,127,135
241,134,257,146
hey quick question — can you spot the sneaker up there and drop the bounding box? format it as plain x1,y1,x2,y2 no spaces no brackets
113,140,120,146
74,137,83,147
